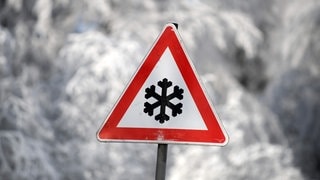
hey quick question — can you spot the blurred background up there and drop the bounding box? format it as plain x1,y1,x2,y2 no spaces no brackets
0,0,319,179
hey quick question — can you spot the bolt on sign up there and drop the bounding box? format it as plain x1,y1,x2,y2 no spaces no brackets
97,23,228,146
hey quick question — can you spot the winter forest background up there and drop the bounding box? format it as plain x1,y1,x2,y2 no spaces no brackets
0,0,320,179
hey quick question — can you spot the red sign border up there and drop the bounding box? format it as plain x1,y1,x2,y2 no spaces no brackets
97,24,228,145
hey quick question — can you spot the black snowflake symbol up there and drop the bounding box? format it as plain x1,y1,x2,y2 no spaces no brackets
143,78,184,124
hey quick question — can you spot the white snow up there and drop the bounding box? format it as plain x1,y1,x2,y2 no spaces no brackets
0,0,319,179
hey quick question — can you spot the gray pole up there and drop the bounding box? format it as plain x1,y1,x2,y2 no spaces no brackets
155,144,168,180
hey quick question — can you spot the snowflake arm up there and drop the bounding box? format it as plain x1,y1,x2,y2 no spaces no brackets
167,85,184,100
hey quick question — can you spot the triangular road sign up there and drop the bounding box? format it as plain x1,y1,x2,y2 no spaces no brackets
97,24,228,145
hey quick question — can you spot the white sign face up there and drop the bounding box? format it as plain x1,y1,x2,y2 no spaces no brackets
118,48,208,130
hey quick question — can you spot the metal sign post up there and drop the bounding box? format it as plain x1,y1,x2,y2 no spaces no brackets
155,144,168,180
154,24,177,180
